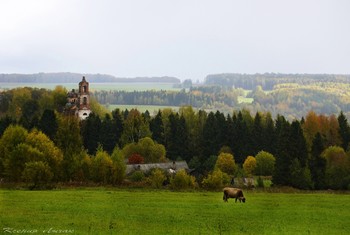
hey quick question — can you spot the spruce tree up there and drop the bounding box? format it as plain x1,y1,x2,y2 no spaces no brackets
290,120,308,167
273,115,292,186
252,112,264,155
38,109,58,140
309,132,326,189
201,112,217,158
338,111,350,151
262,112,276,154
80,113,101,155
100,114,119,154
150,110,165,145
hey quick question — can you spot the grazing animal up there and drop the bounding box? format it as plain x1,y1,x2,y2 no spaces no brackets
223,187,246,203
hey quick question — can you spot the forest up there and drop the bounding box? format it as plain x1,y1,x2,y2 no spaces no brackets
0,86,350,190
3,73,350,120
204,73,350,90
92,81,350,120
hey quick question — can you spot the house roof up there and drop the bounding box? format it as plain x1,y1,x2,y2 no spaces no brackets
126,161,189,174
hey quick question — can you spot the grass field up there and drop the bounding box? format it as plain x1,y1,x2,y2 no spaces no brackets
1,189,349,234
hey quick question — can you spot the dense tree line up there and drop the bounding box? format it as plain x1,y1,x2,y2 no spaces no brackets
92,88,240,109
1,87,350,190
205,73,350,90
91,82,350,120
0,73,180,83
244,83,350,120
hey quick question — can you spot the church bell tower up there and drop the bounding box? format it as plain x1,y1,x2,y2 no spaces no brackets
78,76,91,119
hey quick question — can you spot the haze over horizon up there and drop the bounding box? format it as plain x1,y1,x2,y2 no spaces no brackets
1,0,349,81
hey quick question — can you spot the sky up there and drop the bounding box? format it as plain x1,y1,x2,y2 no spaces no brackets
0,0,349,81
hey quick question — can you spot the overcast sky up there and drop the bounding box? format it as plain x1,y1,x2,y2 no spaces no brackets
0,0,349,81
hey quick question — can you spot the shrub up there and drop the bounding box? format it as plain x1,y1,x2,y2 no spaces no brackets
148,168,166,188
111,147,126,185
256,176,264,188
122,137,166,163
130,170,144,182
202,169,230,190
290,158,314,189
22,161,53,189
322,146,350,189
170,169,197,190
91,150,113,184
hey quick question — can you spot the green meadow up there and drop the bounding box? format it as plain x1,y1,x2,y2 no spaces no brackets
1,189,349,235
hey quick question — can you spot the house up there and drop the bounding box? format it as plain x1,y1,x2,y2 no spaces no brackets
126,161,189,175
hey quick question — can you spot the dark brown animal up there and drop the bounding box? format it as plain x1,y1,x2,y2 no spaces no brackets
223,187,246,203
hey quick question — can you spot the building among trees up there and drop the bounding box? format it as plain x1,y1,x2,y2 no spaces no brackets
64,76,92,120
126,161,189,175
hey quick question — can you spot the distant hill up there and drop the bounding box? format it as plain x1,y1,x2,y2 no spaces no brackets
0,73,181,83
205,73,350,90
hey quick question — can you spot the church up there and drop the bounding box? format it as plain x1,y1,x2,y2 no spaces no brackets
64,76,92,120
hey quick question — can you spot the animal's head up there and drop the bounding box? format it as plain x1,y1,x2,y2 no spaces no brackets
240,197,246,203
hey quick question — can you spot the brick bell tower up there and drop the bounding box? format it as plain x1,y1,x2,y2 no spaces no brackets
78,76,91,119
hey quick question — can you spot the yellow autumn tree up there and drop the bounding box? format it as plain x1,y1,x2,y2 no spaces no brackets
243,156,257,176
215,152,236,175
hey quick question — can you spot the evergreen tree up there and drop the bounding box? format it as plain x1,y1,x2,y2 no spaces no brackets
309,132,326,189
142,110,151,123
179,106,201,161
251,112,264,155
195,109,207,160
165,113,178,159
100,114,119,154
120,109,151,145
338,111,350,151
178,115,190,161
19,99,40,129
38,109,58,140
0,115,15,136
214,111,227,151
289,158,313,189
273,115,292,185
231,111,249,164
150,110,165,145
201,112,217,158
290,120,308,167
81,113,101,155
262,112,276,154
111,108,124,146
225,114,235,151
167,113,189,160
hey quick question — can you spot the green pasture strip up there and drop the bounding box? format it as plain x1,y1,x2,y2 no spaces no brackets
1,189,350,235
237,96,254,104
